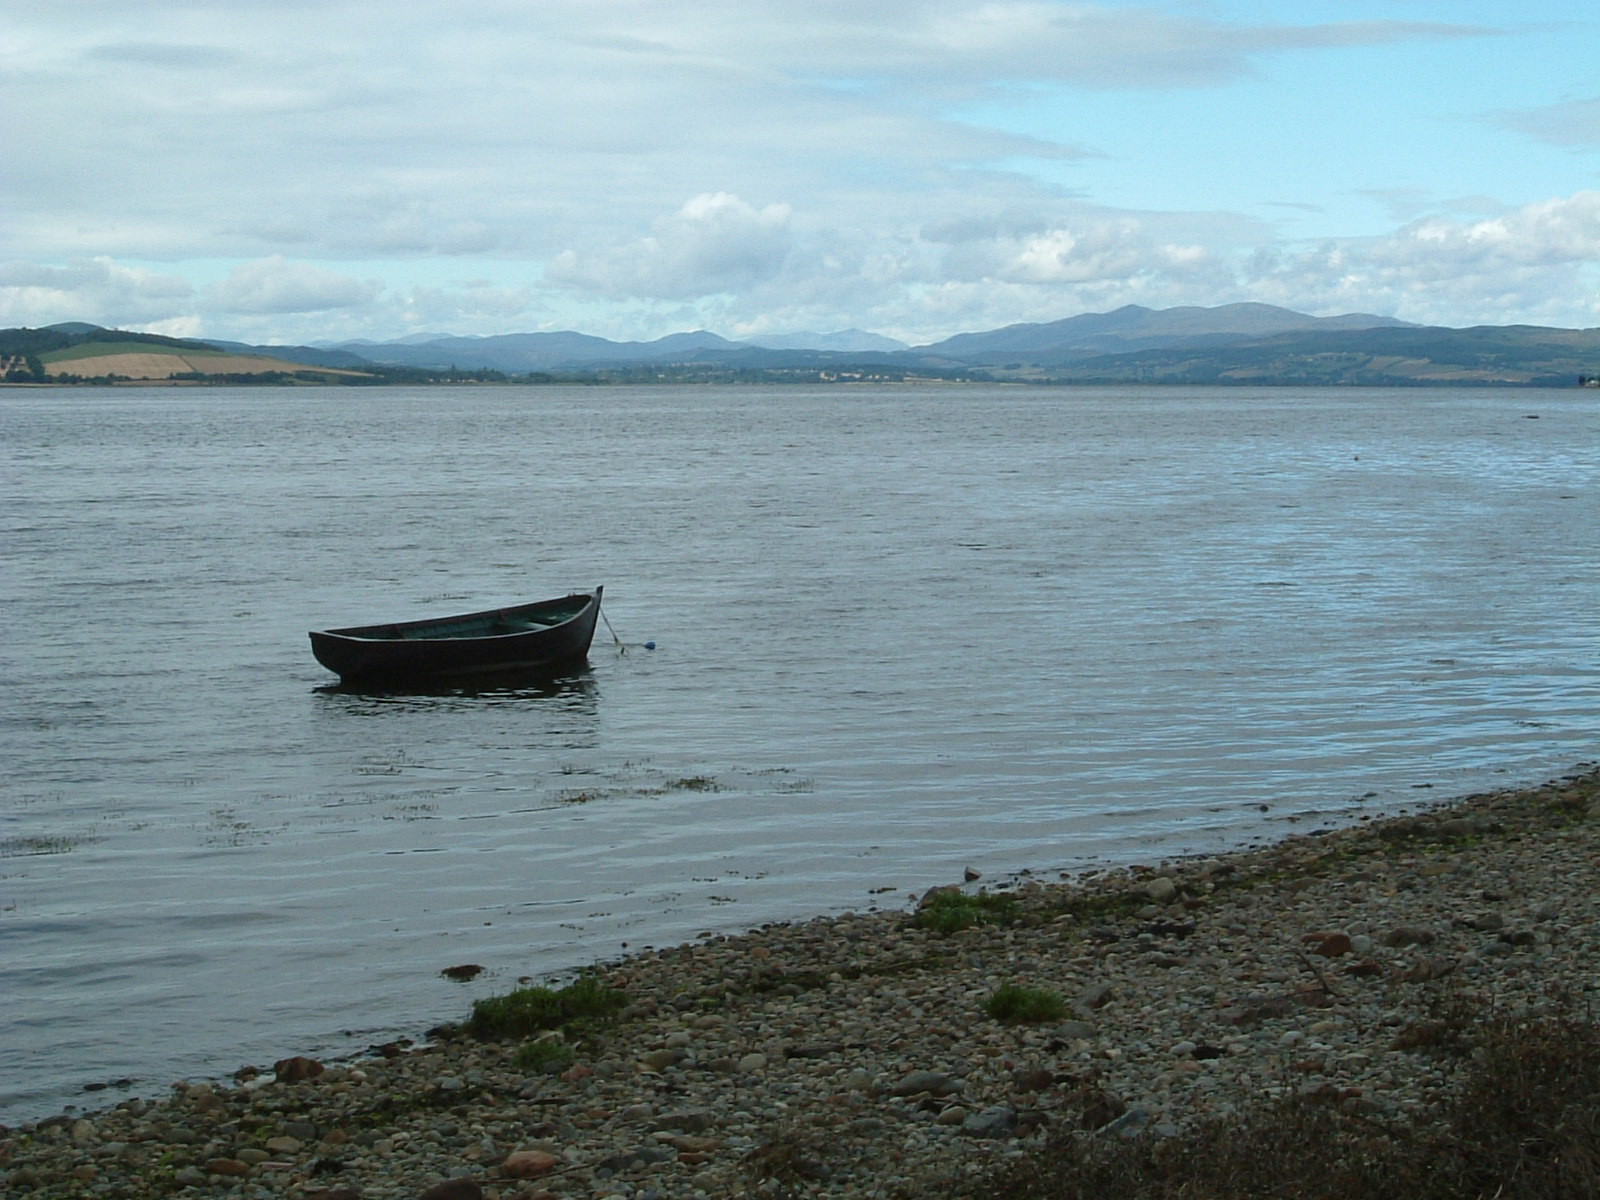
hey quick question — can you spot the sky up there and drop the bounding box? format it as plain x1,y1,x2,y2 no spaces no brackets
3,0,1598,346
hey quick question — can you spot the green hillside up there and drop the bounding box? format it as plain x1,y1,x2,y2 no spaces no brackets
988,324,1600,386
41,340,231,363
6,314,1599,387
0,325,377,384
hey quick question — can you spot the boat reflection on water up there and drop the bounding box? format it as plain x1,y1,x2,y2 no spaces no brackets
314,664,600,714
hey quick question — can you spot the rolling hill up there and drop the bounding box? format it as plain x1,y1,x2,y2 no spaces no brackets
919,302,1412,359
0,325,375,383
301,304,1595,385
6,307,1598,386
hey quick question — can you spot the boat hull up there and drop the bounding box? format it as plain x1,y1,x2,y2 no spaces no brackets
309,588,602,685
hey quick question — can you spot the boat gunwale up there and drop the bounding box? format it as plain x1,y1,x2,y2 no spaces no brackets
317,590,600,644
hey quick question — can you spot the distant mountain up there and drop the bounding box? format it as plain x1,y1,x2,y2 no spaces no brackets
201,339,375,369
322,332,458,347
743,329,909,352
395,331,461,345
326,329,744,372
10,305,1597,386
305,305,1597,385
270,304,1421,374
1019,322,1600,386
920,303,1412,361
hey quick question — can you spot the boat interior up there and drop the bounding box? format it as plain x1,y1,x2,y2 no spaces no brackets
367,600,587,641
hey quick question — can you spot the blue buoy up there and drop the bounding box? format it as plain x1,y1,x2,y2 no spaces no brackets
644,641,656,650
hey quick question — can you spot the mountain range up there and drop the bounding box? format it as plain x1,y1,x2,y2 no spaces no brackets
6,304,1599,386
286,303,1412,374
285,303,1600,385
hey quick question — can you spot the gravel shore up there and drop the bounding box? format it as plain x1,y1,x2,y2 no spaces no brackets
6,764,1598,1200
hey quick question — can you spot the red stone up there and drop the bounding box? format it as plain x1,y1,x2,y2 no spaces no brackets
501,1149,559,1179
273,1055,325,1082
1302,931,1353,957
419,1180,483,1200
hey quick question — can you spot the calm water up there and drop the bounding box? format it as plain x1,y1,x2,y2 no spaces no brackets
2,384,1596,1121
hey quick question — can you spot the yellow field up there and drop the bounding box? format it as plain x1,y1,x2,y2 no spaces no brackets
42,353,370,380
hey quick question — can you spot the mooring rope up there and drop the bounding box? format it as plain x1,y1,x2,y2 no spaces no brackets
601,609,626,653
600,609,654,654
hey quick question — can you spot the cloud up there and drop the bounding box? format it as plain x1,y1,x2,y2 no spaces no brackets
559,3,1494,93
1,3,1590,339
1492,95,1600,149
206,257,381,314
393,281,541,329
547,193,794,299
933,218,1215,285
85,41,247,70
1245,192,1600,326
0,1,1493,269
1397,193,1600,269
0,258,193,327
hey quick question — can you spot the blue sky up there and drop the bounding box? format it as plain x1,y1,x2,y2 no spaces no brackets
2,0,1596,345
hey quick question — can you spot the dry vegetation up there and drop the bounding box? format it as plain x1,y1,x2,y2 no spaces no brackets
963,1004,1600,1200
40,348,370,381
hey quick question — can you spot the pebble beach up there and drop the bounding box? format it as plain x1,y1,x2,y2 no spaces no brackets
6,763,1599,1200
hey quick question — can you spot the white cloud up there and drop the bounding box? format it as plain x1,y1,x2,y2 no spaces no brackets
1245,192,1600,326
393,281,541,329
0,258,193,327
936,220,1215,285
550,2,1493,93
0,1,1496,266
1395,194,1600,269
547,193,794,300
207,257,380,314
1,3,1593,339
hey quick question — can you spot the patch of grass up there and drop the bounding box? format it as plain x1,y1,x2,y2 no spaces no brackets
963,1007,1600,1200
746,1122,832,1188
760,968,831,992
985,982,1067,1025
41,341,199,362
912,890,1020,934
0,833,90,856
1036,886,1154,926
466,974,627,1040
667,775,721,791
731,954,952,1003
512,1037,575,1074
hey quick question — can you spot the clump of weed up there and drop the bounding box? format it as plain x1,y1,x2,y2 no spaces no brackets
986,982,1067,1025
1390,994,1479,1057
746,1122,832,1187
668,775,721,791
467,974,627,1040
557,789,603,804
0,833,92,856
912,890,1020,934
963,1005,1600,1200
512,1037,575,1074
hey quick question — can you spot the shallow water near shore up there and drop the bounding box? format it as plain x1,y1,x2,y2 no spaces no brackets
2,383,1596,1122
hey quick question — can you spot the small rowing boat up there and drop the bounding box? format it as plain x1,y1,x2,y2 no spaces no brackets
309,588,603,685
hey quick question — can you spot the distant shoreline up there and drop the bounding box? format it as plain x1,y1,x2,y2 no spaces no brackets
4,374,1594,389
8,306,1599,387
